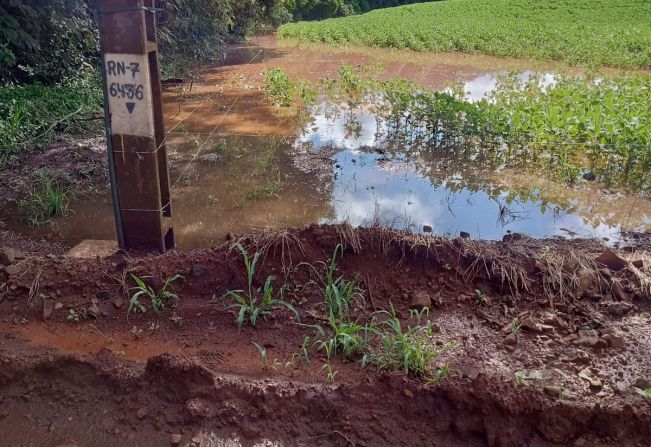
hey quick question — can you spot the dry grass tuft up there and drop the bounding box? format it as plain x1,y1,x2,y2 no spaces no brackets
237,227,305,273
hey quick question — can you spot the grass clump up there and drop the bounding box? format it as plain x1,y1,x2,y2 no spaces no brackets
216,243,298,329
297,244,455,383
278,0,651,69
369,307,456,381
128,274,183,318
18,168,72,227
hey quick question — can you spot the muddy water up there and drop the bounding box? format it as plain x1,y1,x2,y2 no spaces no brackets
15,36,651,247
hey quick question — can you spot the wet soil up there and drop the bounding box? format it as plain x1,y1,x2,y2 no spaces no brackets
1,225,651,446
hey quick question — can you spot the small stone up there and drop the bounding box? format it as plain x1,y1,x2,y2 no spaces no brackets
0,248,24,266
410,291,431,310
240,424,260,440
573,350,592,364
595,249,628,272
190,265,207,277
573,329,606,349
112,296,124,309
543,385,563,398
136,407,149,419
615,381,628,395
403,388,414,398
170,433,182,446
54,302,63,310
96,290,112,301
503,333,518,346
87,301,100,319
611,281,630,301
578,368,603,391
42,300,54,321
601,333,625,349
422,225,433,233
520,317,542,333
5,264,22,276
606,301,634,315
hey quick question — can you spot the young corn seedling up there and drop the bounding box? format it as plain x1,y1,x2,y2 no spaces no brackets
370,307,456,379
128,274,183,319
299,244,365,322
216,243,298,329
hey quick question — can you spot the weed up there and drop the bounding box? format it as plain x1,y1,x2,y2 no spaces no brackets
510,318,522,335
148,321,160,332
128,274,183,319
299,244,365,322
215,243,298,329
634,387,651,399
67,308,87,322
252,342,282,370
514,369,547,388
245,173,285,201
169,313,183,327
322,360,338,383
474,289,488,305
369,307,456,378
19,169,71,227
130,325,143,339
309,317,374,361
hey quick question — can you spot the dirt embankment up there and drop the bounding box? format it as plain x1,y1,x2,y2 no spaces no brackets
0,225,650,446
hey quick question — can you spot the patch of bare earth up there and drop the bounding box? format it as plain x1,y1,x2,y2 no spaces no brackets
0,225,650,446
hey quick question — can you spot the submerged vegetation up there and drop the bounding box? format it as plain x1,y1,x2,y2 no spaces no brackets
264,65,651,193
18,168,72,227
278,0,651,69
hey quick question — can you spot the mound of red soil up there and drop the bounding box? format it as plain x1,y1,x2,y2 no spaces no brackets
1,225,650,446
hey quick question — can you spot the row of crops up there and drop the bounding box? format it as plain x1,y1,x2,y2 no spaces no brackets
278,0,651,69
266,65,651,193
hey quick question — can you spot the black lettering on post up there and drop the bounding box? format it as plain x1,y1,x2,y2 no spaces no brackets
116,61,126,76
129,62,140,79
107,60,116,76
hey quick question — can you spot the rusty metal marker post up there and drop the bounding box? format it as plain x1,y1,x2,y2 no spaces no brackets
96,0,174,251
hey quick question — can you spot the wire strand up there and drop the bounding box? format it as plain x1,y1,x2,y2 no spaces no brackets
170,49,264,189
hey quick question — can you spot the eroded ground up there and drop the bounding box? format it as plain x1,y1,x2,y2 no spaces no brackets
1,225,651,446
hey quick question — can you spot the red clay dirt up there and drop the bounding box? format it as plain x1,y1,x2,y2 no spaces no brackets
1,225,650,446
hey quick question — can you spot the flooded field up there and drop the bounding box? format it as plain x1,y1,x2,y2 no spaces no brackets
7,36,651,247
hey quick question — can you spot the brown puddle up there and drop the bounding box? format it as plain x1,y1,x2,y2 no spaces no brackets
7,35,651,247
0,322,192,362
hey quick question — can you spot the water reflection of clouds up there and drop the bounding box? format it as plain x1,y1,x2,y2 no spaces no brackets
323,151,630,240
464,71,557,102
296,104,382,149
295,73,645,241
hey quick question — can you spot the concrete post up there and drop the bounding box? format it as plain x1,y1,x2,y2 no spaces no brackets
96,0,174,251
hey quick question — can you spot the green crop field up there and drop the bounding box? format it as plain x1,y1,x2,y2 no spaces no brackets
277,0,651,69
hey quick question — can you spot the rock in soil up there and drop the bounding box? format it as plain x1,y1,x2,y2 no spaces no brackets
595,249,628,271
410,290,431,310
170,433,182,446
0,247,25,266
136,407,149,420
41,300,54,321
578,368,603,391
